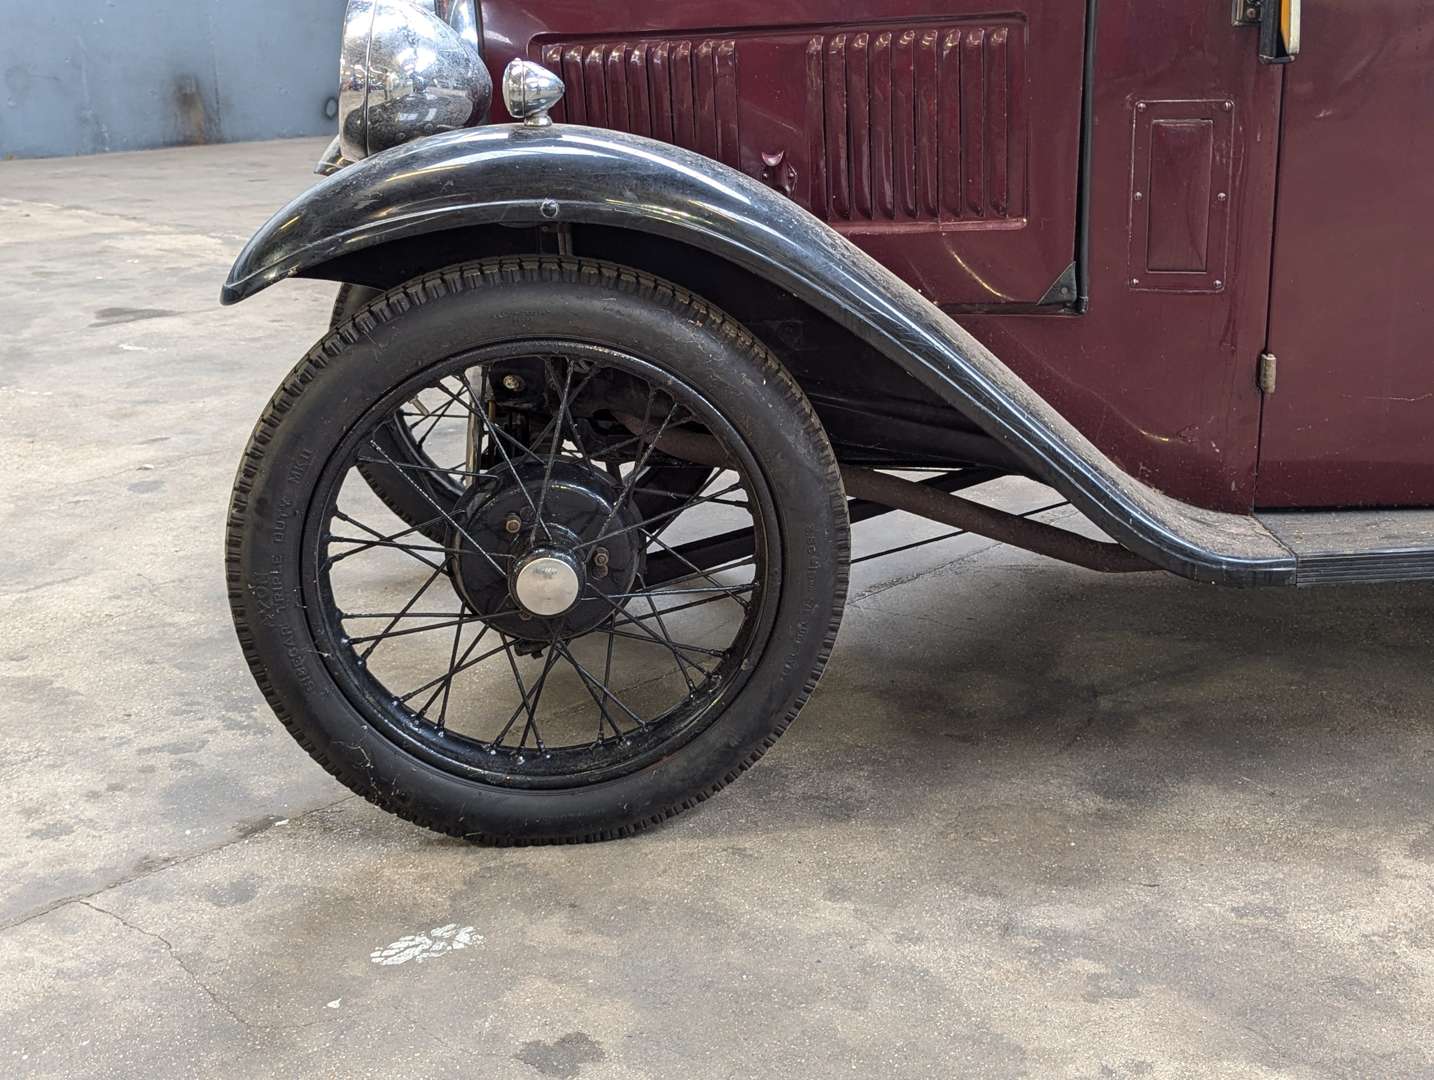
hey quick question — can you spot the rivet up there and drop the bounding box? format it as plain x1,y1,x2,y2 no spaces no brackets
539,198,560,219
1133,191,1144,201
501,374,524,392
1216,192,1228,202
1223,100,1234,111
1131,277,1141,286
1214,280,1225,290
1136,102,1147,112
505,514,522,534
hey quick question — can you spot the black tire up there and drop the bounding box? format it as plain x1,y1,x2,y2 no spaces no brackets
334,284,460,543
229,257,849,843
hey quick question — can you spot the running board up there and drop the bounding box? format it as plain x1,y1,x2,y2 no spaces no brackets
1257,510,1434,586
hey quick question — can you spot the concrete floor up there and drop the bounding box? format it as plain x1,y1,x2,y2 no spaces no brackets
1,137,1432,1079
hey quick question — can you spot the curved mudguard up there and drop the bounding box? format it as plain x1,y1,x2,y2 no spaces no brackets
223,124,1295,586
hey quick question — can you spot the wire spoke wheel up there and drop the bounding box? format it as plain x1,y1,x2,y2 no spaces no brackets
309,342,777,788
231,259,847,842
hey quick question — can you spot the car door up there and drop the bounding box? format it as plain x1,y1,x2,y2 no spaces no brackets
1255,0,1434,507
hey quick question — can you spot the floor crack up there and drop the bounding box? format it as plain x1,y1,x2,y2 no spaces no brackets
74,899,256,1035
0,794,356,934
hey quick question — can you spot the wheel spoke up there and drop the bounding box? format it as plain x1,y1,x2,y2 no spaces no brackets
429,613,469,729
603,584,757,600
453,376,540,520
583,586,722,668
354,454,491,485
576,480,746,554
632,482,750,509
531,358,575,541
399,627,505,707
327,510,447,571
588,397,683,546
549,355,598,472
410,394,466,448
553,641,645,737
351,567,445,662
600,582,751,630
367,438,509,579
637,583,697,691
328,535,449,555
598,626,724,662
642,529,753,609
491,643,561,751
349,611,499,647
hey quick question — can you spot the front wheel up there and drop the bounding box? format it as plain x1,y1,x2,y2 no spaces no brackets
228,258,849,843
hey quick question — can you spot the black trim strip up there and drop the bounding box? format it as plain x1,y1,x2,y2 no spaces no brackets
1074,0,1099,311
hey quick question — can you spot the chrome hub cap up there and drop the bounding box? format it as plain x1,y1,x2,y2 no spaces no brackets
446,457,645,641
512,551,582,616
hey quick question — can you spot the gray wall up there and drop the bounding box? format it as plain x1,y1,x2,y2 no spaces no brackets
1,1,345,159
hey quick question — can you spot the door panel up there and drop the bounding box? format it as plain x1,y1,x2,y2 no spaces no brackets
484,1,1086,306
959,0,1283,512
1256,0,1434,508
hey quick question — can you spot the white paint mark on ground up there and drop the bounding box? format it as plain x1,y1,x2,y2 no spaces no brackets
326,998,342,1009
370,924,480,967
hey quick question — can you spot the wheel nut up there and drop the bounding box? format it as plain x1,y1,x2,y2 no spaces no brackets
501,374,524,392
505,514,522,534
592,547,609,578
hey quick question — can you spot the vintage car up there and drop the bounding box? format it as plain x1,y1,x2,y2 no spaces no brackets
221,0,1432,843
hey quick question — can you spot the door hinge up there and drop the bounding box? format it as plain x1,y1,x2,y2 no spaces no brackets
1257,352,1277,394
1232,0,1262,25
1234,0,1299,63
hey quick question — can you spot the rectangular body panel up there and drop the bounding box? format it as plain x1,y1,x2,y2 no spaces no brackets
485,0,1085,307
1129,101,1232,289
1255,0,1434,508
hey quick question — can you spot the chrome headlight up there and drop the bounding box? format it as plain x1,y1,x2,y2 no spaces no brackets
337,0,491,163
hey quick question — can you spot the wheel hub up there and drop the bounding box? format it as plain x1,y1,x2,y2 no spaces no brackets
447,458,645,640
512,550,582,616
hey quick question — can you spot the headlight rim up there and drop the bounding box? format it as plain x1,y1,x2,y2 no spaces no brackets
337,0,490,165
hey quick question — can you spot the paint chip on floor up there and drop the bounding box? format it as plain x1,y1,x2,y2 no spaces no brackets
370,924,480,966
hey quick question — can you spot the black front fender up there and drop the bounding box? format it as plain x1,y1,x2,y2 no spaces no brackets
222,124,1295,587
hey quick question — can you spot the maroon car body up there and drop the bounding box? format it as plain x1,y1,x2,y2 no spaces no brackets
477,0,1433,513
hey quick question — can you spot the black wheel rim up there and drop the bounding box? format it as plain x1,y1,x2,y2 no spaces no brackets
301,341,781,789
